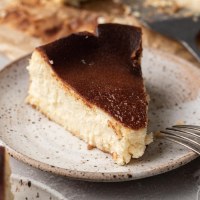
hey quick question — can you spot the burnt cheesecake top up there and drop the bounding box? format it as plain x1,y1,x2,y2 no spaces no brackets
37,23,147,130
0,147,5,200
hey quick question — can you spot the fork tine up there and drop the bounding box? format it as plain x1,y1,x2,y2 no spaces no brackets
166,127,200,139
159,125,200,155
164,136,200,155
160,130,200,147
173,125,200,131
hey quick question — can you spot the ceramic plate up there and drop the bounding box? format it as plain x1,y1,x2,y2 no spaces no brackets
0,48,199,182
11,174,66,200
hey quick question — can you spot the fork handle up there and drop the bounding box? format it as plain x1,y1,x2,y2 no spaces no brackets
180,39,200,62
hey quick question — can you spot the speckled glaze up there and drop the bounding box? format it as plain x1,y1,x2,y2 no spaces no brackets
0,48,199,182
11,175,66,200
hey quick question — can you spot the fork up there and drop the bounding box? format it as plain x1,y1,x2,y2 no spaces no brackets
159,125,200,155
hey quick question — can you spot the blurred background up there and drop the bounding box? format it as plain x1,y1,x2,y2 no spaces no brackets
0,0,199,66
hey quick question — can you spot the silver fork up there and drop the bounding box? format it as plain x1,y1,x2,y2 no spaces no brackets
159,125,200,155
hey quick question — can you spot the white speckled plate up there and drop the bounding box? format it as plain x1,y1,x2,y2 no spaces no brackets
11,174,66,200
0,48,200,182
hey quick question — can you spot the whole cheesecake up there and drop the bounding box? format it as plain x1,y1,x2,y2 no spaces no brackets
0,146,13,200
26,23,152,165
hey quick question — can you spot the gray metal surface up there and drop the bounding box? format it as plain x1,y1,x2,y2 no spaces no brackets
123,0,200,62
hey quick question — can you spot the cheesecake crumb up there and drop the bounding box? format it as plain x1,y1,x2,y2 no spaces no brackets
145,132,153,144
176,120,185,125
112,152,118,160
49,60,54,65
154,131,161,138
87,144,95,150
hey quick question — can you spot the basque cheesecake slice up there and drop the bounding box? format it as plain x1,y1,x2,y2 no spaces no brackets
0,146,14,200
26,23,152,165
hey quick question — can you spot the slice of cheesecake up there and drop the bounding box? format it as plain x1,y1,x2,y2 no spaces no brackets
26,23,152,165
0,146,14,200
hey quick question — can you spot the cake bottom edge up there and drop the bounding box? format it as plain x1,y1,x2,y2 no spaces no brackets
26,95,152,165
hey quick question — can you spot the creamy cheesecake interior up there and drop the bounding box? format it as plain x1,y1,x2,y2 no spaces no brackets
27,24,153,165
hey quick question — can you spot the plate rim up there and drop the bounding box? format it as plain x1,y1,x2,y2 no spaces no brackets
0,48,199,182
11,174,67,200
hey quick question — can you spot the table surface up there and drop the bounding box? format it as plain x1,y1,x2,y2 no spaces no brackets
0,55,200,200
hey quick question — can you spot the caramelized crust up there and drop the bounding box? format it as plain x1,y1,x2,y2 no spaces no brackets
37,23,147,129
